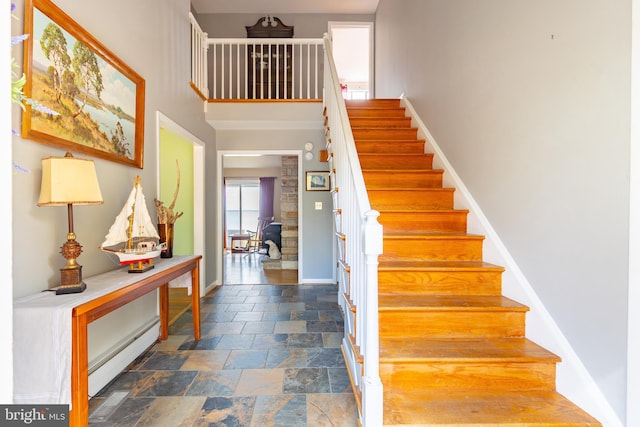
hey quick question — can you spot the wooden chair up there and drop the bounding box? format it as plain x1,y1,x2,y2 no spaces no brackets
246,216,275,256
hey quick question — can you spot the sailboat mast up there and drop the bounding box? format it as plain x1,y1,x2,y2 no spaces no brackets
126,176,141,250
126,205,135,250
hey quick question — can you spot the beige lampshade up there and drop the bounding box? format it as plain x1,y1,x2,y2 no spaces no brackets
37,152,104,206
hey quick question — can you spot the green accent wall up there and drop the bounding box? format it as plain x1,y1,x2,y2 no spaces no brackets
159,129,194,255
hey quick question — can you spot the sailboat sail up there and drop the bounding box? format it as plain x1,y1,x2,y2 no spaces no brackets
100,177,163,267
101,178,159,248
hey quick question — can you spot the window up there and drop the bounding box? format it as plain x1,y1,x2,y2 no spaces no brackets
225,180,260,246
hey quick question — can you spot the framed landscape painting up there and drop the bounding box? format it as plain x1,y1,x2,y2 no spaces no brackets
306,171,331,191
22,0,146,168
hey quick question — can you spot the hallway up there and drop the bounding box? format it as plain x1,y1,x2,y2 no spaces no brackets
223,251,298,285
88,255,358,426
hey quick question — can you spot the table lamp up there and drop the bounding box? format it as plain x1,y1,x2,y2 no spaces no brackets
38,152,103,295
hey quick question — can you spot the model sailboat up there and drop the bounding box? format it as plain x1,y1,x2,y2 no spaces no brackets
100,176,165,272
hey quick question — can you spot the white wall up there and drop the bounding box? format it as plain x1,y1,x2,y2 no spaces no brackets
11,0,214,385
376,0,630,422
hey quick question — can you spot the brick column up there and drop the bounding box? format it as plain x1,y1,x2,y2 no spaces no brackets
279,155,298,270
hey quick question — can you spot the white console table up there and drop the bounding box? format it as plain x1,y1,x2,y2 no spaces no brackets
13,255,202,427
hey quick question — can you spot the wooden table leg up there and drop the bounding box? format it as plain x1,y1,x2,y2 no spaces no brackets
70,312,89,427
192,261,201,340
159,283,169,340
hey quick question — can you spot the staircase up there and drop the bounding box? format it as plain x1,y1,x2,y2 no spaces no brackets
345,98,601,426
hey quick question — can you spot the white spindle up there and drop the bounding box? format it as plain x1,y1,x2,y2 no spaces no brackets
236,43,240,99
307,44,310,99
213,43,217,99
244,44,248,98
298,44,303,99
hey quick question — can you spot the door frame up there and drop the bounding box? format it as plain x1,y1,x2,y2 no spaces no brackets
216,150,303,285
628,0,640,424
328,21,375,99
156,111,206,296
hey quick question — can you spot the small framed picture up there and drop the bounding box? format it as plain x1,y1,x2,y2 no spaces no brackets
306,171,330,191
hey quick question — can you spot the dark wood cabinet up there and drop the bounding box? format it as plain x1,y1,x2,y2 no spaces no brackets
248,44,292,99
246,17,294,100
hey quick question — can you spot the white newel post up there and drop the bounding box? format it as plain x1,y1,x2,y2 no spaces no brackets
362,209,383,426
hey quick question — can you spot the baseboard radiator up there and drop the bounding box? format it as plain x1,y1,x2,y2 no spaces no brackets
88,318,160,397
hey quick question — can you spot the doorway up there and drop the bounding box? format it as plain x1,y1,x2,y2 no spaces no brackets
156,112,206,322
217,151,302,286
328,21,374,99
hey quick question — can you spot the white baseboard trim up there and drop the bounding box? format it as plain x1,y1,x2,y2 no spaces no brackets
302,279,336,284
88,319,160,397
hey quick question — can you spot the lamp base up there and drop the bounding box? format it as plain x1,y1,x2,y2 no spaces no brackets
53,282,87,295
55,263,86,295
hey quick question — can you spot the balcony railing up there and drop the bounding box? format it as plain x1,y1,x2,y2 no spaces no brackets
190,14,323,101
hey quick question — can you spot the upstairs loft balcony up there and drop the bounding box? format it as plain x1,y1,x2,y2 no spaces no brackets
190,14,324,102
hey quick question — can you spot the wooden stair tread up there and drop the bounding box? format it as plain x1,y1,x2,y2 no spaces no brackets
369,187,455,192
378,294,529,311
383,390,602,426
359,153,429,157
379,338,560,362
378,208,469,214
355,138,426,143
347,108,407,118
378,260,504,272
346,99,401,107
359,153,434,168
383,231,485,238
347,106,405,110
363,168,444,173
350,117,412,127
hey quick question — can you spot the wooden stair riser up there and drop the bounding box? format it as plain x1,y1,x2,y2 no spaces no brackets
363,170,444,188
347,108,407,118
369,189,454,210
383,390,602,426
350,117,413,128
355,140,425,154
353,128,418,140
378,210,468,233
378,270,503,296
380,362,557,392
381,236,484,262
379,311,526,339
359,154,434,169
346,99,401,108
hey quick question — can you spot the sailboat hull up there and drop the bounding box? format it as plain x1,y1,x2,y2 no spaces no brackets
113,249,163,265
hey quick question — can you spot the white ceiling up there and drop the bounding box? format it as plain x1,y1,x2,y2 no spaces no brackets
191,0,379,15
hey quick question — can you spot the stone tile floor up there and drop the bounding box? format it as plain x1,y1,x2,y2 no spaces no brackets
88,284,359,426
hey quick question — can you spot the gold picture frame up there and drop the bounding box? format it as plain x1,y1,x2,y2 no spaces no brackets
306,171,330,191
22,0,146,168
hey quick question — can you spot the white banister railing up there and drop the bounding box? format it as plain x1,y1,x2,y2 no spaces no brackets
189,14,322,101
189,13,209,100
323,34,383,426
207,38,323,100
